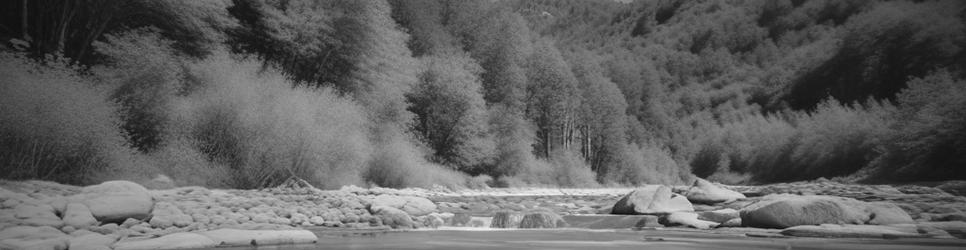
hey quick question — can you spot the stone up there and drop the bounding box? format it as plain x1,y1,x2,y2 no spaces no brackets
611,185,694,215
149,202,193,229
113,233,216,250
720,218,742,227
562,215,661,229
519,210,566,229
936,181,966,196
13,204,64,228
698,208,740,223
490,211,523,228
89,224,120,235
739,195,871,229
865,202,914,225
64,203,98,229
468,217,491,228
425,214,444,228
0,226,69,250
370,195,437,216
370,206,413,229
308,216,325,226
780,224,927,239
450,213,471,226
69,233,117,250
198,229,318,246
664,212,719,229
75,181,153,223
685,178,746,204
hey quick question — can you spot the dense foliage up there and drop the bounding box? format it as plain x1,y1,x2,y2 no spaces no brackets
1,0,964,188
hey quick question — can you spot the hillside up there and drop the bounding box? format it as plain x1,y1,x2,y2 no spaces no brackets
0,0,964,189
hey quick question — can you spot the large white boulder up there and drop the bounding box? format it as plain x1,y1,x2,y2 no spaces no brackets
197,229,318,246
75,181,153,223
685,178,746,204
611,185,694,215
740,195,869,228
740,194,914,229
63,203,99,229
113,233,215,250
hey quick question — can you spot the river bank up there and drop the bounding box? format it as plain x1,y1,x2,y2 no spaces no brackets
1,178,965,249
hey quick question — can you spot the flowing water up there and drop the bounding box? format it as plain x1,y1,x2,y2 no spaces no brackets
202,228,966,250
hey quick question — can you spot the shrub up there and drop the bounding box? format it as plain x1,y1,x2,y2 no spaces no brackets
169,53,371,189
0,53,139,184
607,143,685,185
871,71,966,180
547,149,598,188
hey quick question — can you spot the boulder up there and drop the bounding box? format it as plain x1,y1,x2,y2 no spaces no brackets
562,215,661,229
370,206,413,229
663,212,719,229
69,233,117,250
780,224,927,239
865,202,914,225
698,208,740,223
370,195,437,216
113,233,215,250
13,204,63,228
63,203,99,229
0,226,69,250
936,181,966,196
75,181,153,223
198,229,317,246
490,211,523,228
720,218,742,227
611,186,694,215
685,178,746,204
149,202,193,228
739,195,870,228
519,210,566,229
450,213,471,226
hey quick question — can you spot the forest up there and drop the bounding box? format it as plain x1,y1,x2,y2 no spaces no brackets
0,0,964,189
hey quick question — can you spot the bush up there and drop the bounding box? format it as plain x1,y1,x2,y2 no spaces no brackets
871,71,966,180
0,53,140,184
169,53,371,189
607,143,686,185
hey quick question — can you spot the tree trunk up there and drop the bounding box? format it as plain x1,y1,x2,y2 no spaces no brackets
21,0,29,40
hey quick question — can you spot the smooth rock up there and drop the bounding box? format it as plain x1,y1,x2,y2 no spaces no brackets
686,178,746,204
370,206,413,229
76,181,153,223
612,186,694,215
720,218,742,227
0,226,69,250
69,233,117,250
198,229,317,246
664,212,719,229
150,202,194,229
113,233,215,250
865,202,914,225
562,215,661,229
64,203,98,229
740,195,870,228
698,208,739,223
13,204,63,228
519,210,566,229
490,211,523,228
370,195,437,216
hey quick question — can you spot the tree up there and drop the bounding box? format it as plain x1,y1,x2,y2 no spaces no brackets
566,49,629,178
408,52,494,172
525,38,580,159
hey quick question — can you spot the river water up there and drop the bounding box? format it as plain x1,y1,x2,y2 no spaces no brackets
203,228,966,250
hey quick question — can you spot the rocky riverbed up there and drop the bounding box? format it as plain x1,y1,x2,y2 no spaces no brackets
1,178,965,249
